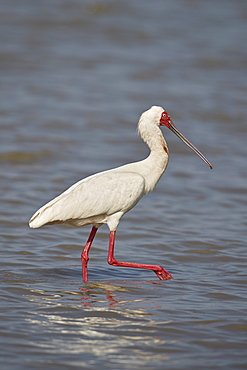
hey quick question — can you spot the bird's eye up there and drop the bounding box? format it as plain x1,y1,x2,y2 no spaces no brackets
162,113,167,117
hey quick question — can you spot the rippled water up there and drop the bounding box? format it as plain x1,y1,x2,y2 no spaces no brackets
1,0,247,369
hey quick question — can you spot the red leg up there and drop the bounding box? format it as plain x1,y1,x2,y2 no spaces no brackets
81,226,98,282
107,231,173,280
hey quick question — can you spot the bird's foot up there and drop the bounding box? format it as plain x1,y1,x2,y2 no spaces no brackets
155,266,173,280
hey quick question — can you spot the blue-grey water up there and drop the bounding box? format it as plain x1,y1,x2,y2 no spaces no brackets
1,0,247,369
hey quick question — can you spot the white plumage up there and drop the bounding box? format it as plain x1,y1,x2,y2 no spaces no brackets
29,106,212,281
29,106,168,230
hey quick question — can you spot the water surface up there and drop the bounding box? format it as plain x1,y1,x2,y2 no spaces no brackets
0,0,247,369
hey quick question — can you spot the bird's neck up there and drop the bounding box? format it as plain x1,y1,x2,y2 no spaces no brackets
139,146,169,194
137,124,169,193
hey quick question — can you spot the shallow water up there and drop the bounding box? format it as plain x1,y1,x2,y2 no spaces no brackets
1,0,247,369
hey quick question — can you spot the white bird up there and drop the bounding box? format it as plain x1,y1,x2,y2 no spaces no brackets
29,106,212,281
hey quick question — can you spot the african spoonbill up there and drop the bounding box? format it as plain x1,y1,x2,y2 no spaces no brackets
29,106,212,281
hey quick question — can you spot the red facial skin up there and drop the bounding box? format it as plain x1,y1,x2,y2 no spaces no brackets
159,111,172,128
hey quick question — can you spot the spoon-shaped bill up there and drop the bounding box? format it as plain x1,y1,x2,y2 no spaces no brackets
169,121,213,169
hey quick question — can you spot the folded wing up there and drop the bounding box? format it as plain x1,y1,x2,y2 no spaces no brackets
29,171,145,228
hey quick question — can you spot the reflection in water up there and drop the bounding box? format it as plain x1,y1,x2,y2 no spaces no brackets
79,281,165,307
28,281,165,309
25,282,172,366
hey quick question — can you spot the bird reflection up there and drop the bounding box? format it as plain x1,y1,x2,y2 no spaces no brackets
79,280,164,308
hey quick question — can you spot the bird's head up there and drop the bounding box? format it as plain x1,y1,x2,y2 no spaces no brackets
140,106,213,169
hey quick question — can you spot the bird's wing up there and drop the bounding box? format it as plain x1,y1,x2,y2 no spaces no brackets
29,170,145,228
